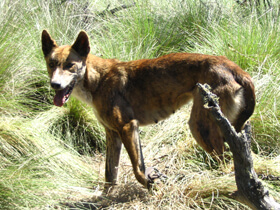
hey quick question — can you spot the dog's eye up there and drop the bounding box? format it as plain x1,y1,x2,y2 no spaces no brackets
65,63,74,69
49,63,55,68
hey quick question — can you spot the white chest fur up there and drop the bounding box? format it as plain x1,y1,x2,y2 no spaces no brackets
72,83,94,107
72,83,108,127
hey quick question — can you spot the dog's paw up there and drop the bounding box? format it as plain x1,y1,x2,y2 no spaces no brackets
145,167,167,190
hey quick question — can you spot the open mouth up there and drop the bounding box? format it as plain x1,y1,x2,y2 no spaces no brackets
53,80,76,107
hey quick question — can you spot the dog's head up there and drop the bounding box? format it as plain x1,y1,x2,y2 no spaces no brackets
41,30,90,107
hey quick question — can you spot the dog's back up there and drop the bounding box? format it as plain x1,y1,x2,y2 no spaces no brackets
91,53,255,156
103,53,255,133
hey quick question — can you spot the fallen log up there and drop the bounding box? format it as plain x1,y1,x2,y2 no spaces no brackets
197,83,280,210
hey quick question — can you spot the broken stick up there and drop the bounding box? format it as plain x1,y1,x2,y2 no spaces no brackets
197,83,280,210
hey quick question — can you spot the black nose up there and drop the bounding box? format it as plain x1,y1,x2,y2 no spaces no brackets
51,82,61,90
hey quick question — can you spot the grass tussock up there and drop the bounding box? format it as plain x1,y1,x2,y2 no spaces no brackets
0,0,279,208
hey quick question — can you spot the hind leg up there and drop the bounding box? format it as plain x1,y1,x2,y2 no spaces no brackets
188,94,225,155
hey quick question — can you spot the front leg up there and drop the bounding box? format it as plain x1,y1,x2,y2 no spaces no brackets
104,128,122,190
120,119,151,188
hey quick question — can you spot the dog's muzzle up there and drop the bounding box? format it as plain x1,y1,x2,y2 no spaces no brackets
52,79,76,107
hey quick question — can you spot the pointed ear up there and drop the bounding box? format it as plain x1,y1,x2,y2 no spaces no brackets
71,31,90,57
41,30,58,57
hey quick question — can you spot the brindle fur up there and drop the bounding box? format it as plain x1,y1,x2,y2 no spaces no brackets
41,30,255,189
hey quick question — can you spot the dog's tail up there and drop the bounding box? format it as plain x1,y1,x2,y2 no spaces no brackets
233,72,256,132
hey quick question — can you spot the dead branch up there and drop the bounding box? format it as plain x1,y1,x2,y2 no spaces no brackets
197,83,280,210
81,2,136,24
235,0,271,9
97,2,136,18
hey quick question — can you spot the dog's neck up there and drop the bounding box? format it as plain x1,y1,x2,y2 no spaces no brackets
71,54,124,110
72,80,94,107
71,54,114,107
70,60,98,107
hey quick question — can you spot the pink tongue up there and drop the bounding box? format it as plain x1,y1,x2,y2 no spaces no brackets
54,89,67,107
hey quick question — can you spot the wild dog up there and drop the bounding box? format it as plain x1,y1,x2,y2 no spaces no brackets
41,30,255,190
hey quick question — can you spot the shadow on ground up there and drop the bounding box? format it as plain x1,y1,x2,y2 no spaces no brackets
60,183,149,209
